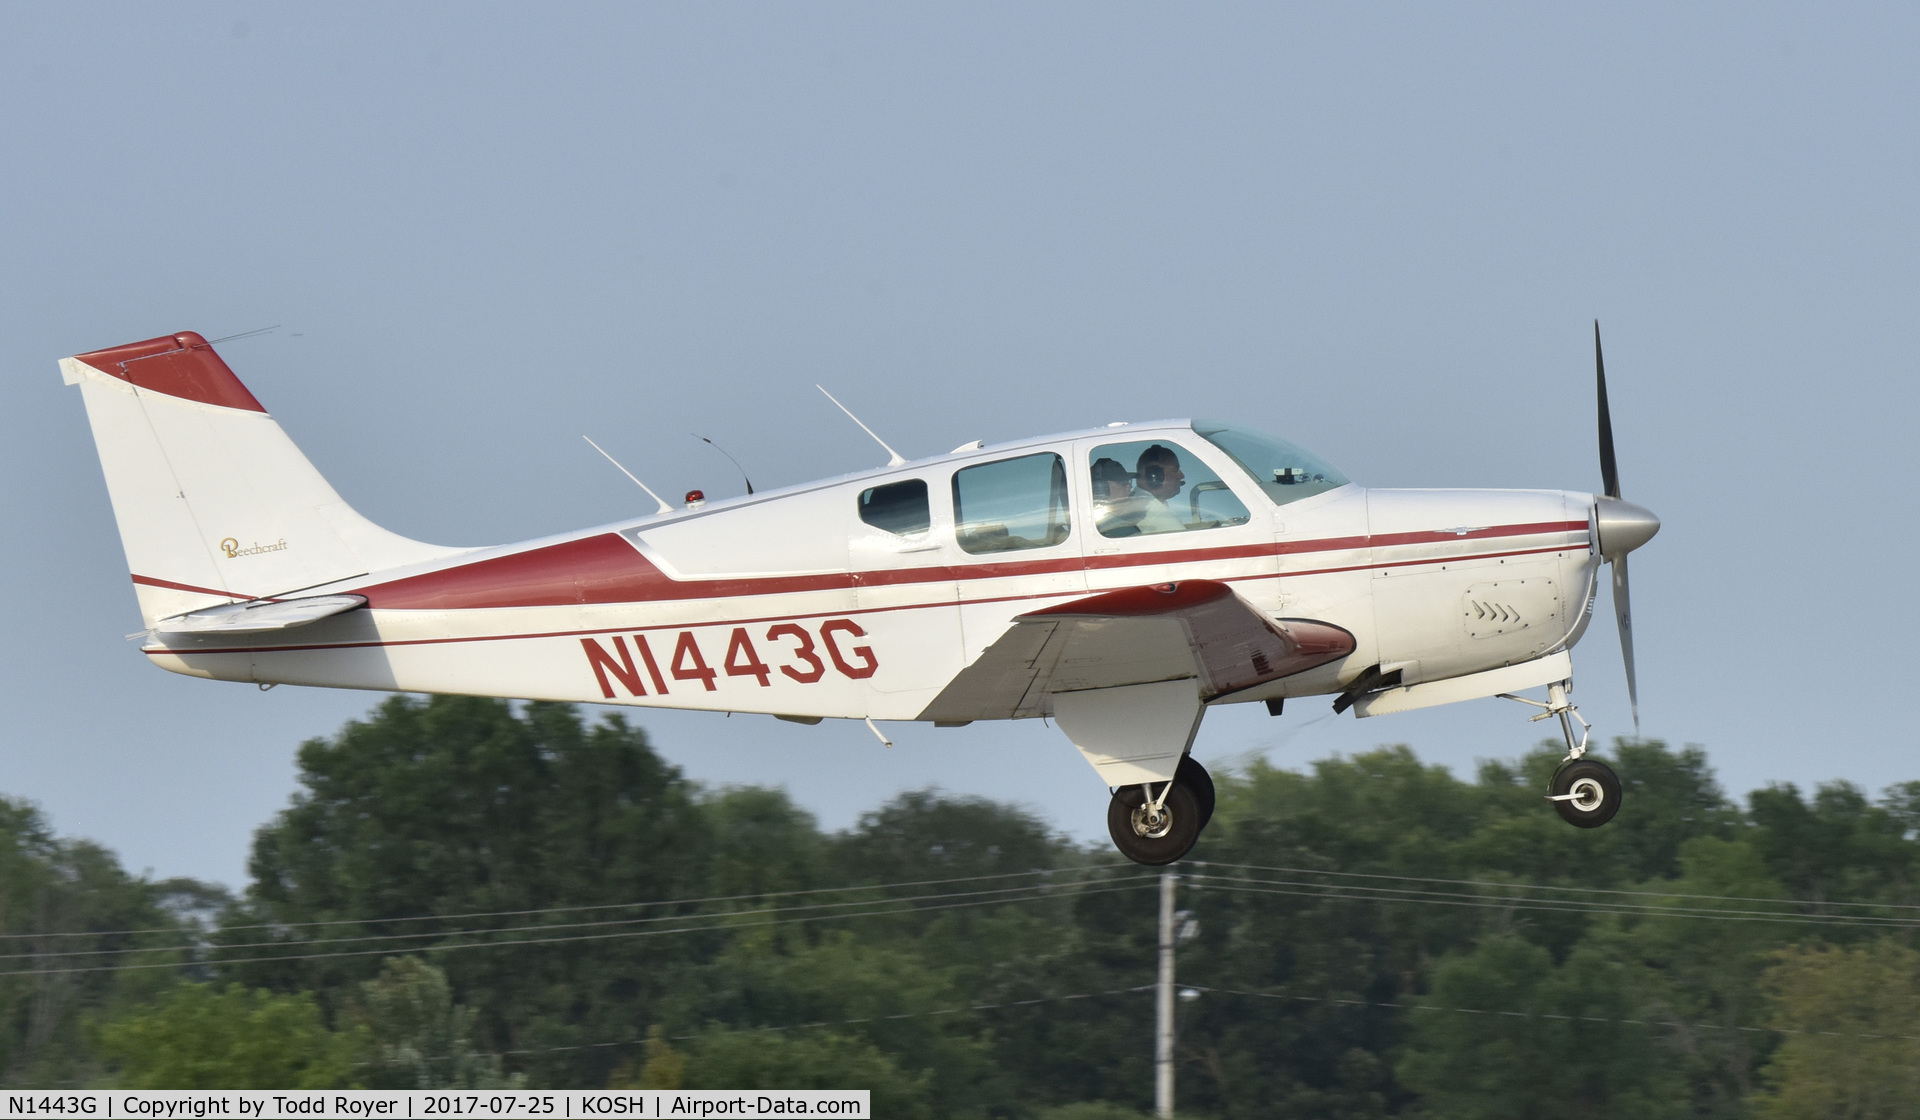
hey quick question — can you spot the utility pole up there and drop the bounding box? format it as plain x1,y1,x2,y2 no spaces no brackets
1156,868,1176,1120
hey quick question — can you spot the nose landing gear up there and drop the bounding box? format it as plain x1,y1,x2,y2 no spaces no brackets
1500,679,1622,829
1547,757,1621,828
1108,755,1215,865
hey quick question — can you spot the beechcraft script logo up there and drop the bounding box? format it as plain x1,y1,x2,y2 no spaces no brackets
219,537,289,559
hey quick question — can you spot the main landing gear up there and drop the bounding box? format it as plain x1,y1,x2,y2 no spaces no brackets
1500,679,1622,829
1108,755,1215,865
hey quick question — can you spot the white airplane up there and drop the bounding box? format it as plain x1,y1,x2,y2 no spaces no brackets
62,327,1657,865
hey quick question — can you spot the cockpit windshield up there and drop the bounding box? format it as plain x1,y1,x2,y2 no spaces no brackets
1193,422,1349,506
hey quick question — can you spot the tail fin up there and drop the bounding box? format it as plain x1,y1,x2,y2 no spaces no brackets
62,332,464,627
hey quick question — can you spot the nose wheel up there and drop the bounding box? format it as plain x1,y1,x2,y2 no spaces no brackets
1548,757,1621,828
1500,679,1624,829
1107,756,1215,865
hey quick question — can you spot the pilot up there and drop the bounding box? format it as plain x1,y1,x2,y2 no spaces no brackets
1090,457,1144,536
1133,445,1187,534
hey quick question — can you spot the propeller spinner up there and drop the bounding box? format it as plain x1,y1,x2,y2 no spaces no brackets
1590,322,1660,730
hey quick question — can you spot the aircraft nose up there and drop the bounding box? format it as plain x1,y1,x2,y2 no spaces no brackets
1592,496,1660,560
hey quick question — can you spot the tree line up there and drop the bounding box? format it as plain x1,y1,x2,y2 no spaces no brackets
3,694,1919,1117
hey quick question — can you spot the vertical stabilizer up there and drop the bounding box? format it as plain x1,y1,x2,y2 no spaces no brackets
63,332,464,627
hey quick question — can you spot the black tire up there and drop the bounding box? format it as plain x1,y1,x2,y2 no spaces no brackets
1550,758,1622,828
1177,755,1216,833
1107,781,1203,865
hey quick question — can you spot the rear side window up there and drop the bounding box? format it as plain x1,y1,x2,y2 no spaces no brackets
952,453,1071,554
859,479,930,537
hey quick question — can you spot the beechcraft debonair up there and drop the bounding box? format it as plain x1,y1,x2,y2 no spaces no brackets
63,327,1658,864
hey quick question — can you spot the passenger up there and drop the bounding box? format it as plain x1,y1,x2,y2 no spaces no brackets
1090,457,1144,536
1132,445,1187,534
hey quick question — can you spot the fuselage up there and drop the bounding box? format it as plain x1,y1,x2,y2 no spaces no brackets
143,419,1603,723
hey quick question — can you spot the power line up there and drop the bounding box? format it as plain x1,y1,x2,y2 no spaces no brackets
1190,869,1920,924
0,875,1153,964
1190,985,1920,1044
1189,876,1920,931
1196,860,1920,913
22,855,1917,946
0,881,1157,979
488,986,1157,1060
0,864,1132,942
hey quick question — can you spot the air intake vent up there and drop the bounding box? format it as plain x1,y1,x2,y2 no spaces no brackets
1464,578,1557,641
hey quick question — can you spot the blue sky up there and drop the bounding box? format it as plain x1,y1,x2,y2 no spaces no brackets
3,4,1916,886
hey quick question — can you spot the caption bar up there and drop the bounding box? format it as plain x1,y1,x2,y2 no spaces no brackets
0,1091,869,1119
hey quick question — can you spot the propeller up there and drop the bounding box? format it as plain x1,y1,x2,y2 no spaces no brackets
1590,322,1660,732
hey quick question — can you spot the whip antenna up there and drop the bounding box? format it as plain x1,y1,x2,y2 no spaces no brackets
694,434,755,495
816,385,906,467
583,436,673,515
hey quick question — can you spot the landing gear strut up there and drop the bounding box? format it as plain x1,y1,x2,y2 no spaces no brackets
1108,756,1214,865
1500,679,1622,829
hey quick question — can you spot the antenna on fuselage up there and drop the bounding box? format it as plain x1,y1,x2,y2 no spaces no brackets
816,385,906,467
693,434,755,495
582,436,673,515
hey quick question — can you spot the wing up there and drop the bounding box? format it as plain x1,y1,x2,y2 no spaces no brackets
919,580,1354,723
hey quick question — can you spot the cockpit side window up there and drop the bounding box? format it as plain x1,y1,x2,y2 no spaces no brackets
952,453,1071,554
859,479,931,537
1088,439,1251,538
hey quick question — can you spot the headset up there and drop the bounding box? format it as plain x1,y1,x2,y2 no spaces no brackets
1139,445,1174,490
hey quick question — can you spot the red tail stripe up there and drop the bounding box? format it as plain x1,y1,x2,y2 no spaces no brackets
74,332,267,414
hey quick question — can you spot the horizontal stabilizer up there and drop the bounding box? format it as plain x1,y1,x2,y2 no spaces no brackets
153,594,368,635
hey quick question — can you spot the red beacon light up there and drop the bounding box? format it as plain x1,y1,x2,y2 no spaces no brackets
684,490,706,509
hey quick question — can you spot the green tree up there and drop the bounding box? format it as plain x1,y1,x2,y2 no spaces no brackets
223,696,714,1086
1754,939,1920,1118
352,957,517,1089
1166,742,1734,1117
829,789,1073,891
1397,936,1687,1120
1746,781,1918,908
1032,1106,1152,1120
684,1029,933,1120
96,983,354,1088
0,797,215,1087
704,787,827,900
663,928,995,1113
607,1025,687,1089
1596,836,1793,1116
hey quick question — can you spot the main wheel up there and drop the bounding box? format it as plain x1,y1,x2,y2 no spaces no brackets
1108,781,1203,865
1550,758,1622,828
1177,755,1216,832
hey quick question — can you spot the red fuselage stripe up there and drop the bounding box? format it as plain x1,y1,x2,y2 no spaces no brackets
329,518,1592,611
143,538,1585,658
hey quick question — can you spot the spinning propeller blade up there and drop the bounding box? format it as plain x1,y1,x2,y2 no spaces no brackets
1612,553,1638,732
1596,322,1620,500
1592,321,1655,734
